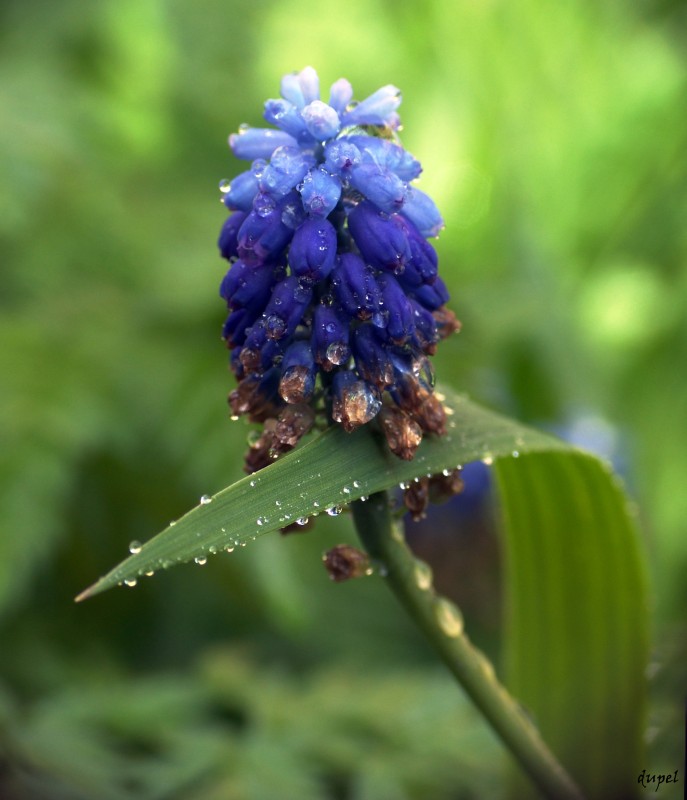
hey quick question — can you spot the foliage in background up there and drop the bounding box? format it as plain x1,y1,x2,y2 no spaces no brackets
1,0,685,796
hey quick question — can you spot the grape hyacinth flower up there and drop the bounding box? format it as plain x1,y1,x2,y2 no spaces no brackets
218,67,460,488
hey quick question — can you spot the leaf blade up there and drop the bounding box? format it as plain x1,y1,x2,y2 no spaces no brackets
76,389,564,600
494,451,649,798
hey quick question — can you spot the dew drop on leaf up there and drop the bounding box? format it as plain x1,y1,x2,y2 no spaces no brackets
128,540,142,555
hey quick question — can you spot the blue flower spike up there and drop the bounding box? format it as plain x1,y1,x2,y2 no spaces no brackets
218,67,460,481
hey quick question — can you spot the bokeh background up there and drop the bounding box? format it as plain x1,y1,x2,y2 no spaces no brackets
1,0,685,797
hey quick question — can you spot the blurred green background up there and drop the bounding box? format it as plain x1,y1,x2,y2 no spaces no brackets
1,0,685,797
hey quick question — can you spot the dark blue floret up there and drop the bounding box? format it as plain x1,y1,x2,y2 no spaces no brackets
352,325,394,390
229,128,298,161
288,218,337,282
347,201,411,273
378,274,414,343
400,187,444,238
237,198,294,265
412,276,450,310
279,339,317,404
312,303,350,370
218,67,456,470
260,146,315,198
262,275,313,341
223,170,260,212
331,253,381,320
218,211,247,260
323,140,361,175
220,260,280,311
300,168,342,218
263,99,311,140
346,136,422,181
349,164,408,214
223,308,255,348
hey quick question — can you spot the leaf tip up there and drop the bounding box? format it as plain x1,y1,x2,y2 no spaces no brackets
74,581,104,603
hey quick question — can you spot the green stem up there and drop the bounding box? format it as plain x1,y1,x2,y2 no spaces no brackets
351,491,585,800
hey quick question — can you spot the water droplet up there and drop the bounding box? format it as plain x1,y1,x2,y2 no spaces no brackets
296,517,309,526
128,540,142,555
124,578,137,587
342,486,351,495
200,494,212,505
353,480,361,489
326,505,343,517
482,455,493,466
414,560,433,591
442,468,451,477
399,481,409,490
219,178,231,193
169,521,177,527
275,499,282,507
256,516,266,526
435,598,464,638
249,480,256,487
209,545,218,555
224,545,235,553
512,450,520,458
360,495,369,502
195,556,208,566
313,501,320,508
144,570,155,577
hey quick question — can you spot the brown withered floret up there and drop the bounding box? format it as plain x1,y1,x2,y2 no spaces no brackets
229,377,282,423
428,468,465,504
323,544,371,582
274,403,316,450
332,380,381,432
403,476,431,521
378,405,423,461
411,390,446,436
433,307,462,340
278,366,313,405
244,418,279,474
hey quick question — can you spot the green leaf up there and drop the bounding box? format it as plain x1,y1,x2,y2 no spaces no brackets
494,452,649,798
76,386,649,796
76,388,565,600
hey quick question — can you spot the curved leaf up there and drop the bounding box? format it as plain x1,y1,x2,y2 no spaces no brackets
495,452,649,798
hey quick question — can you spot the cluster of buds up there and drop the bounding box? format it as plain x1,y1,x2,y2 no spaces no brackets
218,68,460,476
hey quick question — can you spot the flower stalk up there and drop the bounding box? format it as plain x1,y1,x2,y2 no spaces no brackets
351,491,585,800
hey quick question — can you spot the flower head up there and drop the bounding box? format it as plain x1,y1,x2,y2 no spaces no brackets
218,67,460,473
